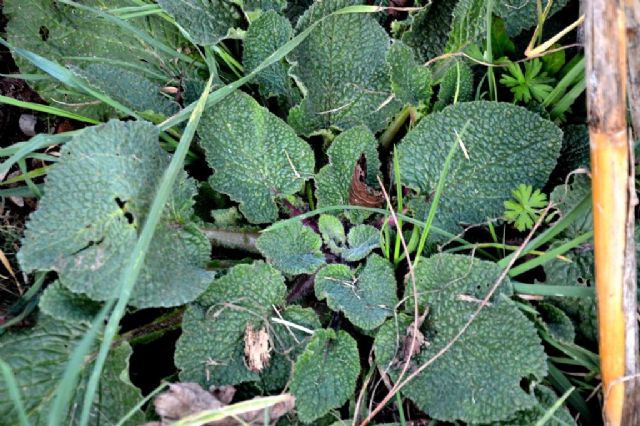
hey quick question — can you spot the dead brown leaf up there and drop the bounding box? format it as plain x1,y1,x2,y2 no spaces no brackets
243,324,271,373
147,383,294,426
348,155,384,208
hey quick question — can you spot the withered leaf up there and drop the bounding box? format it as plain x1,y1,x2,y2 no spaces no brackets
348,154,384,208
243,324,271,373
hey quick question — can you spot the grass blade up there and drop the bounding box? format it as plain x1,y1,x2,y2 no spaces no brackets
533,386,574,426
0,95,100,124
77,74,215,426
0,359,30,426
512,282,594,298
0,132,77,176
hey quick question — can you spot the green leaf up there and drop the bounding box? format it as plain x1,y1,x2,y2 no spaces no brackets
5,0,186,119
503,184,548,232
553,124,590,180
397,101,562,233
478,385,575,425
315,253,397,330
0,314,144,425
175,261,287,387
259,306,320,391
38,281,101,324
198,91,315,224
537,302,576,344
434,59,474,111
288,0,399,135
375,254,547,423
18,120,212,308
72,64,179,117
243,11,295,98
401,0,457,62
549,174,592,238
446,0,487,52
386,41,433,108
319,214,347,253
256,221,326,275
495,0,571,36
290,329,361,423
315,126,381,222
156,0,244,45
242,0,288,21
342,224,380,261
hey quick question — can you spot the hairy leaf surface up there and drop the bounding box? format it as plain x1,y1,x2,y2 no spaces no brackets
18,120,212,308
0,314,144,425
288,0,399,135
243,11,295,99
198,91,315,224
402,0,457,62
290,329,361,423
38,281,101,324
5,0,185,118
434,59,474,111
341,224,380,261
375,254,547,423
315,254,397,330
387,41,432,108
175,261,286,387
156,0,243,45
397,101,562,233
256,221,325,275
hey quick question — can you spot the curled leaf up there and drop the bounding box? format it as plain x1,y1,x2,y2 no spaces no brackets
348,155,384,208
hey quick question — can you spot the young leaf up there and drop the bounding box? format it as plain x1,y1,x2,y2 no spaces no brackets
38,281,101,324
256,221,326,275
18,120,212,308
290,329,361,423
315,126,381,222
500,60,555,104
375,254,547,423
287,0,399,135
156,0,243,45
397,101,562,233
198,91,315,224
503,184,548,232
319,214,347,253
315,253,397,330
0,314,144,425
386,41,433,108
243,11,295,99
175,261,287,387
341,224,380,261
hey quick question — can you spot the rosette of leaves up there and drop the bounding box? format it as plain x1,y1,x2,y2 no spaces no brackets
287,0,400,135
18,120,212,308
374,254,547,423
197,91,315,224
315,253,397,330
5,0,188,119
397,101,562,234
0,313,144,425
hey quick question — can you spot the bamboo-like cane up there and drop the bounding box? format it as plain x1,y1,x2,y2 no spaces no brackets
585,0,639,424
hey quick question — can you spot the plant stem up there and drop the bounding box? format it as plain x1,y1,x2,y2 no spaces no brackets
201,228,260,253
380,106,414,149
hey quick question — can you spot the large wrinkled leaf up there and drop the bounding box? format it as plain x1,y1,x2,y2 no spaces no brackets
290,329,361,423
375,254,547,423
259,306,321,391
397,101,562,233
38,281,101,324
315,254,397,330
496,0,571,36
18,120,212,308
175,261,287,387
315,126,381,221
5,0,185,119
72,64,179,117
386,41,432,108
243,11,295,99
0,314,144,425
288,0,399,135
156,0,243,45
402,0,457,62
447,0,486,52
256,221,326,275
198,91,315,224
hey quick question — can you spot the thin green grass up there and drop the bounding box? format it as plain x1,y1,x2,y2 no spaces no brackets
0,95,100,124
0,359,30,426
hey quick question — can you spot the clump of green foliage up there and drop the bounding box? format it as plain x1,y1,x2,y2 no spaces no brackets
0,0,600,425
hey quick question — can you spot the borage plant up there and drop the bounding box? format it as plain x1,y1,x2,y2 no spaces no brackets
0,0,601,425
